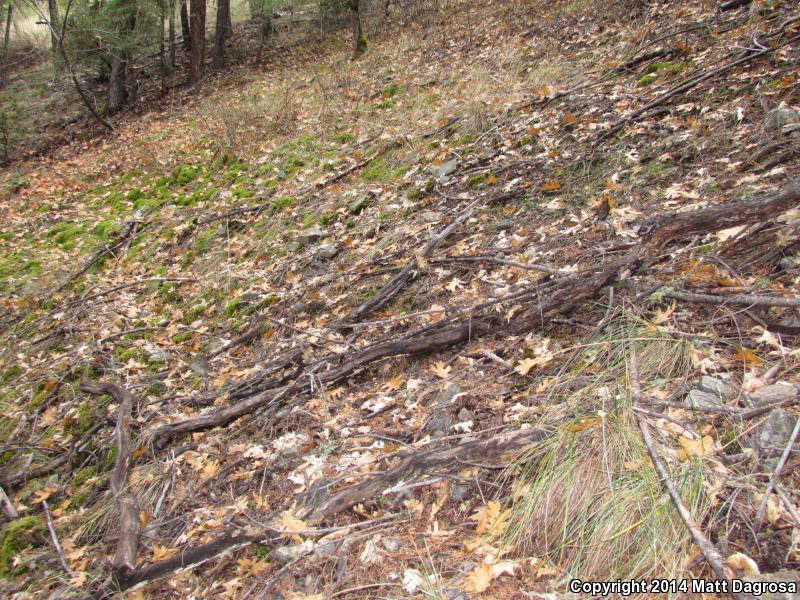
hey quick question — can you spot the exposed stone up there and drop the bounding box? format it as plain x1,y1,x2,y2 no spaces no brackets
779,256,799,271
348,195,372,215
685,376,737,409
765,108,800,134
381,537,405,552
316,243,338,260
420,210,444,224
271,545,303,565
737,570,799,600
189,354,210,377
444,590,468,600
755,409,799,468
750,383,796,407
435,383,463,407
424,411,453,435
433,158,458,180
286,241,302,252
450,484,468,502
698,376,737,400
491,219,516,231
457,407,474,422
297,227,324,244
684,389,724,410
147,350,169,365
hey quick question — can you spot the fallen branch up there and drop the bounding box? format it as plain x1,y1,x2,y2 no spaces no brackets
42,499,73,577
80,380,140,586
662,289,800,308
719,0,751,11
630,354,743,597
304,425,555,522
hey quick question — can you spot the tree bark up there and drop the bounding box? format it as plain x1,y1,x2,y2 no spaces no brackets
188,0,205,84
212,0,230,69
47,0,59,52
3,4,11,58
349,0,366,58
168,0,176,69
180,0,191,51
108,52,128,112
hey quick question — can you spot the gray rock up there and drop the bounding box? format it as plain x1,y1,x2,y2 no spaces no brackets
290,302,305,314
737,570,799,600
755,409,799,468
271,545,303,565
765,108,800,134
491,219,516,231
457,407,473,422
348,195,372,215
316,540,339,557
433,159,458,180
435,383,463,407
316,243,338,260
381,537,405,552
238,291,260,303
286,241,302,252
750,383,796,406
189,354,210,376
458,561,478,574
685,389,724,411
450,484,468,502
779,256,799,271
147,350,169,365
444,590,468,600
297,227,324,244
420,210,444,224
424,411,453,435
698,376,737,400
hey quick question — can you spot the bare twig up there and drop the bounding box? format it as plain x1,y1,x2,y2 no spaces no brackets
42,499,73,576
630,354,743,596
0,485,16,520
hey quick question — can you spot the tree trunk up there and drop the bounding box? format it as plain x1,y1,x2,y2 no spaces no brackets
180,0,191,51
159,0,167,86
47,0,59,52
3,4,11,58
212,0,230,69
108,52,128,112
168,0,176,69
188,0,205,85
349,0,366,58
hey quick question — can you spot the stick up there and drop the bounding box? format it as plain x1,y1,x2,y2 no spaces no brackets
630,355,743,597
80,380,140,584
755,414,800,529
663,289,800,309
42,499,73,576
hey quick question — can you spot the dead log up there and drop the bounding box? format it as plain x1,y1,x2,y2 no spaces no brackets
150,320,490,447
305,425,556,523
80,380,140,585
719,0,751,11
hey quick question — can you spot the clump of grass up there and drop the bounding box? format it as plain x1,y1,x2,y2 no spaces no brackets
498,313,711,585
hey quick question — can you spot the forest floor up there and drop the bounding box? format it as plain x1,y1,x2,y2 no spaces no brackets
0,0,799,598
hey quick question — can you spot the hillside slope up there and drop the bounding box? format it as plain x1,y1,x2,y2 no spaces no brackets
1,0,799,597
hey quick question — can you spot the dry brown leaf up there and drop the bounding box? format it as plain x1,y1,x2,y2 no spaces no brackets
730,346,765,366
676,435,715,461
152,544,177,561
466,563,494,593
725,552,760,576
430,361,452,379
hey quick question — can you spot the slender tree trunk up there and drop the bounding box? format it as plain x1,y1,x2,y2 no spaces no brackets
180,0,191,51
349,0,366,58
3,4,12,58
168,0,176,69
108,52,128,112
212,0,230,69
188,0,205,85
159,0,167,87
47,0,59,52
